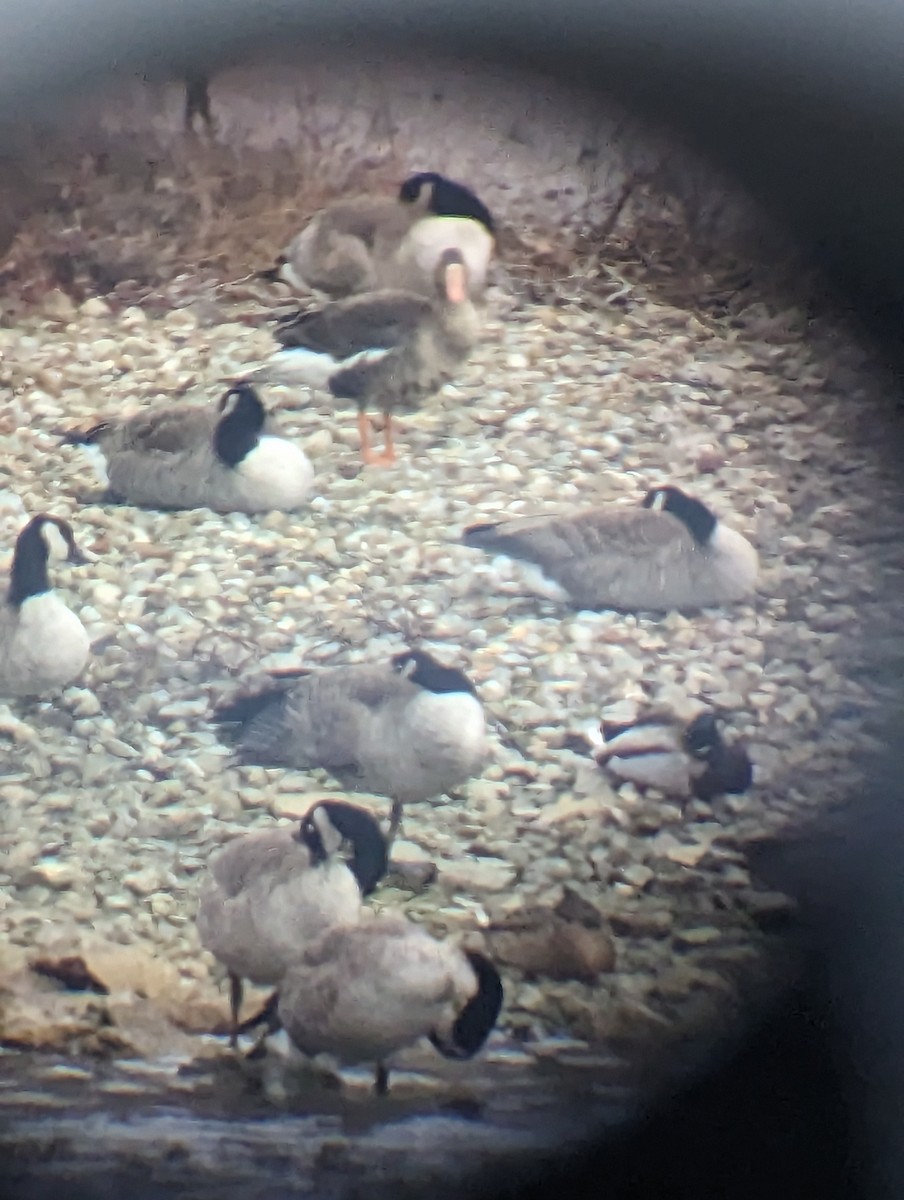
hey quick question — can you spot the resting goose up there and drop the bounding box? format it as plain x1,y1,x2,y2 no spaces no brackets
267,171,495,299
214,649,486,843
196,799,386,1045
462,485,759,612
243,915,503,1095
0,514,90,697
62,383,313,512
249,248,479,466
597,710,753,803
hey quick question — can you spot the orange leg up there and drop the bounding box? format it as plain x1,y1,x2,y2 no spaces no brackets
357,409,373,459
382,413,396,463
358,409,397,467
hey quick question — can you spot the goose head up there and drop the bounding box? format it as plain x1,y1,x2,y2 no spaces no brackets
213,383,267,467
683,711,753,800
682,710,722,760
296,799,387,896
8,515,88,607
432,247,470,306
642,485,718,545
391,648,477,697
399,173,495,234
428,949,504,1059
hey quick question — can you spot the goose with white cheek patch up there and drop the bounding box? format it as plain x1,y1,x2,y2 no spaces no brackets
241,915,504,1096
597,710,753,805
264,171,495,300
462,485,759,612
0,514,90,696
196,799,387,1046
248,248,479,467
214,649,486,845
62,384,313,512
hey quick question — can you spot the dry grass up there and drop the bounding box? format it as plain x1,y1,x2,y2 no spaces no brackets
0,123,812,333
0,132,402,314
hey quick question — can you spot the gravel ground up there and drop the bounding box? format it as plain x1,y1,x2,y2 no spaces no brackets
0,73,901,1096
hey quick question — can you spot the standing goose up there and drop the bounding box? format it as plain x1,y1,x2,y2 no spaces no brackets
243,915,504,1095
0,514,90,696
196,799,387,1045
249,248,479,466
214,649,486,843
597,710,753,803
62,383,314,512
266,171,495,299
462,485,759,612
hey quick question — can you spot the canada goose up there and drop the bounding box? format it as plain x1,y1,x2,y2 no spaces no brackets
597,710,753,803
462,485,759,612
243,915,504,1095
214,649,486,843
62,383,314,512
398,172,495,235
0,514,90,697
196,799,387,1045
249,249,479,466
265,171,495,299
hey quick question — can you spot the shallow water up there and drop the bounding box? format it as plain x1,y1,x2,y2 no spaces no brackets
1,1042,640,1198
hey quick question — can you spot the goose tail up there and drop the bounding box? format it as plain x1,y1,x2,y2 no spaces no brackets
213,686,292,764
461,520,511,554
257,255,289,285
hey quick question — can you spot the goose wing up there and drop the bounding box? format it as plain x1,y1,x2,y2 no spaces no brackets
120,405,217,455
207,828,299,898
464,507,683,563
464,508,694,602
274,290,431,356
281,662,412,772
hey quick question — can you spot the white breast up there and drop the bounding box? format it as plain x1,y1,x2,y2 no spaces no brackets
2,593,90,693
235,437,315,511
406,691,486,767
394,217,494,293
708,523,760,598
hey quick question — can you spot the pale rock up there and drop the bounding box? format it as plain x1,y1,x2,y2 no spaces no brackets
438,857,517,893
305,429,333,456
123,869,164,898
80,297,110,317
21,861,81,890
620,864,654,889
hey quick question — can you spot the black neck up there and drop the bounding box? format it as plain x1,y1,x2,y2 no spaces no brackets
8,519,51,607
315,801,387,896
214,389,264,467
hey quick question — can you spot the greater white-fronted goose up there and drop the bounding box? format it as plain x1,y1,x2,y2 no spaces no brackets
249,249,479,466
